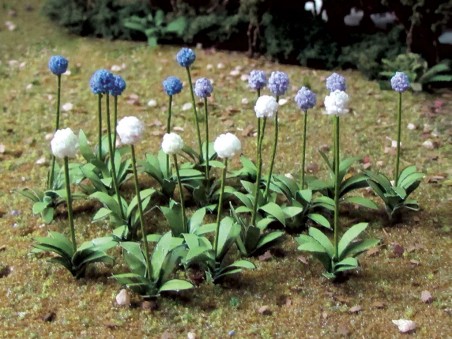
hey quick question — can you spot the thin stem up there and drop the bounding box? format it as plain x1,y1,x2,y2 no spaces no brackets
301,110,308,189
97,94,103,160
256,89,261,158
131,145,151,279
49,75,62,189
204,97,210,182
185,67,203,158
251,118,267,227
106,94,125,220
264,97,279,199
64,157,76,252
214,158,228,258
113,95,118,158
333,116,340,259
173,154,187,234
166,95,173,178
395,92,402,185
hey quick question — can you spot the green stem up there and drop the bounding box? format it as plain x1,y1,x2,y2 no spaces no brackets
251,118,267,227
185,67,203,158
255,89,261,158
106,94,125,220
113,95,118,158
49,75,62,189
64,157,76,252
333,115,340,259
97,94,103,160
301,110,308,189
395,92,402,185
204,97,210,182
173,155,186,234
131,145,151,279
214,158,228,258
166,95,173,178
264,98,279,199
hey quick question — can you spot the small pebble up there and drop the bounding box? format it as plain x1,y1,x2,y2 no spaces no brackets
182,102,192,111
45,133,54,141
115,289,130,306
421,290,433,303
5,21,16,31
228,330,236,336
187,332,196,339
25,84,33,90
407,123,416,130
147,99,157,107
229,69,240,77
206,64,213,71
240,74,248,81
241,98,249,105
422,140,434,149
278,98,288,106
392,319,416,333
62,103,73,112
111,64,122,72
35,157,47,165
217,62,225,69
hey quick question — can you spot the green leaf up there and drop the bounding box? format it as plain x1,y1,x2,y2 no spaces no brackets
343,196,378,210
34,232,74,258
90,192,122,216
228,259,256,270
255,231,284,250
160,200,184,237
334,257,359,272
296,234,328,254
216,217,240,261
240,180,255,194
345,238,380,258
188,207,206,233
283,206,303,218
32,201,49,214
260,202,286,226
41,207,55,224
165,17,187,35
159,279,193,293
337,223,368,258
92,207,112,222
308,227,334,257
307,213,331,229
120,242,146,276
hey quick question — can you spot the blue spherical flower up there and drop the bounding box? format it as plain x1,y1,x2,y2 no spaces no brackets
109,74,126,96
268,71,289,96
89,69,115,94
326,73,346,92
194,78,213,98
390,72,410,92
162,76,183,96
48,55,68,75
176,48,196,68
248,70,267,91
295,87,317,111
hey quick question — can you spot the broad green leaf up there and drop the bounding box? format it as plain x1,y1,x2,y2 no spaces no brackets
159,279,193,293
33,201,49,214
188,207,206,233
41,208,55,224
308,213,331,229
283,206,303,218
344,238,380,258
260,202,286,226
240,180,255,194
343,196,378,210
334,257,359,271
92,207,112,222
337,223,368,258
308,227,334,257
256,231,284,250
296,235,328,254
216,217,240,261
229,259,256,270
297,189,312,203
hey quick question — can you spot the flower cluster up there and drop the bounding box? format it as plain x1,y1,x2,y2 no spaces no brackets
326,73,346,92
176,48,196,67
214,133,242,159
162,133,184,155
268,71,289,96
162,76,183,96
116,116,144,145
48,55,68,76
248,70,267,91
109,74,126,96
89,69,115,94
194,78,213,98
295,87,317,111
51,128,78,158
324,90,349,116
255,95,278,118
390,72,410,92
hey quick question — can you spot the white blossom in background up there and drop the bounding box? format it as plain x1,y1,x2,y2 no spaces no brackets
324,90,349,116
214,133,241,159
116,116,144,145
51,128,78,159
254,95,278,118
161,133,184,155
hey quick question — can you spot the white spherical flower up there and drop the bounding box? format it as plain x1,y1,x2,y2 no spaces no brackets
324,90,349,116
51,128,79,159
214,133,242,159
116,116,144,145
254,95,278,118
161,133,184,155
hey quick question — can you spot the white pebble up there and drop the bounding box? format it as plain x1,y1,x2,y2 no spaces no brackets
62,102,73,112
229,69,240,77
241,98,249,105
173,126,184,132
206,64,213,71
182,102,192,111
111,64,122,72
422,140,434,149
217,62,225,69
25,84,33,90
187,332,196,339
63,70,71,76
423,123,432,133
147,99,158,107
278,98,288,106
5,21,16,31
35,156,47,165
45,133,54,141
115,289,130,306
407,123,416,130
240,74,249,81
392,319,416,333
284,173,294,179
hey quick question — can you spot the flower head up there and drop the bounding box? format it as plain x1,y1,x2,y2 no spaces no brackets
326,73,346,92
161,133,184,155
162,76,183,96
48,55,68,75
268,71,289,96
116,116,144,145
90,69,115,94
194,78,213,98
214,133,242,159
51,128,78,159
295,87,317,111
109,74,126,96
324,90,349,116
248,70,267,91
254,95,279,118
176,48,196,68
390,72,410,92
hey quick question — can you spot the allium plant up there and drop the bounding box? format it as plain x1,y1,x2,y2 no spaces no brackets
365,72,423,221
325,72,346,92
109,74,126,154
296,90,379,280
34,128,114,278
265,71,289,199
48,55,68,189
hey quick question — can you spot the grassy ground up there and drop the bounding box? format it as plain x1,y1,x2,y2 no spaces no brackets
0,1,451,338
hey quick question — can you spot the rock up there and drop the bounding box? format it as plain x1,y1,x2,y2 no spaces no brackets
182,102,192,111
147,99,158,107
115,289,130,306
349,305,362,313
187,332,196,339
407,123,416,130
392,319,416,333
421,290,433,303
35,156,47,165
228,330,236,336
278,98,288,106
62,102,73,112
241,98,249,105
217,63,225,69
206,64,213,71
229,69,240,77
240,74,248,81
422,140,434,149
